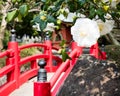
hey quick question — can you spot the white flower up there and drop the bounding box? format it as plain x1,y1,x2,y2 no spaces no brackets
102,0,120,8
71,18,100,47
44,23,55,32
33,23,55,32
111,0,120,8
57,8,85,23
97,19,114,35
58,12,77,22
32,23,41,31
105,13,112,19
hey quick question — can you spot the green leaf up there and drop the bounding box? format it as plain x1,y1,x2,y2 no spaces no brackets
41,0,47,2
33,16,41,23
39,20,47,31
96,9,105,22
61,49,71,62
17,0,21,3
12,0,17,3
47,15,56,23
19,4,29,17
17,13,22,22
78,0,86,6
6,10,18,22
89,7,96,19
60,40,66,47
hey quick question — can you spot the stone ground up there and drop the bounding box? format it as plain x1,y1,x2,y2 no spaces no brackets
58,55,120,96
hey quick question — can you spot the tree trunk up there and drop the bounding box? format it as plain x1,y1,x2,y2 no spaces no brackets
0,0,12,50
106,33,120,45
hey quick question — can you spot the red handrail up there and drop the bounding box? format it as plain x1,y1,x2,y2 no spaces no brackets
34,42,107,96
0,39,61,96
0,38,106,96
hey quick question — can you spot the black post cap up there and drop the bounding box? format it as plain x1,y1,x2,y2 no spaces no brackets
10,29,16,41
37,59,47,82
45,32,50,40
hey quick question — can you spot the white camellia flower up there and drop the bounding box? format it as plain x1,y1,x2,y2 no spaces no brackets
71,18,100,47
96,19,114,35
57,13,76,22
57,8,85,23
44,23,55,32
102,0,120,8
58,13,86,23
33,23,55,32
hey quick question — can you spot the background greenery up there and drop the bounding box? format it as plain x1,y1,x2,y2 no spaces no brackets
0,0,120,67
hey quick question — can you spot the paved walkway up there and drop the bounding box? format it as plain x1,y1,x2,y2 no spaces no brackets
9,73,54,96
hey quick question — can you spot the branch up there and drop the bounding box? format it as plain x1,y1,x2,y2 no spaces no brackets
28,9,40,12
106,33,120,45
0,0,12,49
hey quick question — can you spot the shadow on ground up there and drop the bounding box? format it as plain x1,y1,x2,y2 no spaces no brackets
57,55,120,96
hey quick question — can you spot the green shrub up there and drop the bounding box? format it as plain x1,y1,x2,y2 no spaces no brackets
3,31,10,49
20,47,38,58
0,57,7,68
20,47,41,71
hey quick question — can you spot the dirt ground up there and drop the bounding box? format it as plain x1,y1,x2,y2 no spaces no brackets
58,55,120,96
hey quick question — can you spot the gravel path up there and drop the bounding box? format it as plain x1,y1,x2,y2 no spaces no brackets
58,55,120,96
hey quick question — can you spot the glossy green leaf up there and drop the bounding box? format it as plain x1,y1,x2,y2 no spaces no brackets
89,8,96,19
96,9,105,22
6,10,18,22
19,5,29,17
39,20,47,31
47,15,56,23
61,49,71,62
60,40,66,47
12,0,17,3
17,13,23,22
17,0,22,2
41,0,46,2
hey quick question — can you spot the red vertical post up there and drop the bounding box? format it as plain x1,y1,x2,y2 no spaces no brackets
90,43,99,59
71,41,83,56
71,41,77,50
7,29,20,88
44,40,53,71
44,32,53,72
34,82,51,96
34,60,51,96
95,43,99,58
71,41,83,64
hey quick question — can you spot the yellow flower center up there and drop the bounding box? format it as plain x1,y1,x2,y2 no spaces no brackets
98,23,104,32
40,16,46,21
80,31,87,37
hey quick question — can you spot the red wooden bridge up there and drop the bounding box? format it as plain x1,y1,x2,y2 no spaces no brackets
0,30,106,96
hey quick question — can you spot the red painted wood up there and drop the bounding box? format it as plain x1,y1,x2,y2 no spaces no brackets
0,38,106,96
34,82,51,96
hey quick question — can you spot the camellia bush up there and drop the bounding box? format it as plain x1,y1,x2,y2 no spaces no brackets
0,0,120,60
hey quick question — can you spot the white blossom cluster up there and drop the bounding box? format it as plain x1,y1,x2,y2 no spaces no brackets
57,8,115,47
71,18,100,47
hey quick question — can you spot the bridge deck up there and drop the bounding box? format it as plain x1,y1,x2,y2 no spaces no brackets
9,73,54,96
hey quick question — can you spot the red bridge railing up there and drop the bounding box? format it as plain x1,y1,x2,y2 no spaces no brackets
0,30,106,96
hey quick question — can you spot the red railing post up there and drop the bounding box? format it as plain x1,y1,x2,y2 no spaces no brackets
71,41,83,57
90,43,99,58
34,59,51,96
7,29,20,88
44,32,53,72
